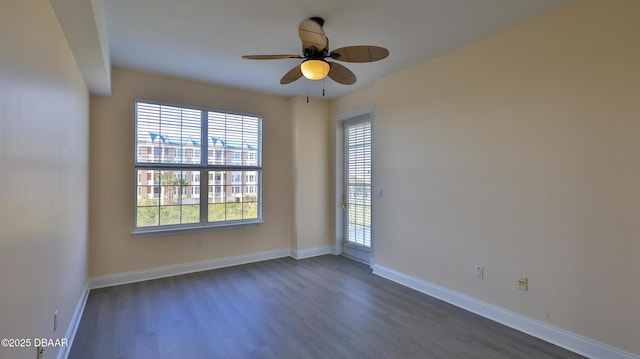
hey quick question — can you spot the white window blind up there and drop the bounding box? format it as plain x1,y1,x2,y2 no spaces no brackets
134,100,262,233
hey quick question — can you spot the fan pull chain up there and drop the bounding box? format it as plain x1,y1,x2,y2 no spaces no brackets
306,80,309,103
322,78,325,97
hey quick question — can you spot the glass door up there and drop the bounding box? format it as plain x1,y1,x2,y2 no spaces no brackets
342,117,372,263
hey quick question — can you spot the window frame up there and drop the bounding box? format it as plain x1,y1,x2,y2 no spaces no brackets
133,99,263,236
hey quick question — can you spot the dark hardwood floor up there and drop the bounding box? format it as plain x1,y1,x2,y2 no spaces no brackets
69,255,584,359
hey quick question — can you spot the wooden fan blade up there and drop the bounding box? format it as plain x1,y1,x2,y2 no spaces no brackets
298,18,327,51
280,65,303,84
242,54,302,60
328,62,356,85
330,46,389,63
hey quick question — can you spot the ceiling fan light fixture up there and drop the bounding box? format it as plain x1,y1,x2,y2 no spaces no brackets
242,18,388,87
300,59,330,80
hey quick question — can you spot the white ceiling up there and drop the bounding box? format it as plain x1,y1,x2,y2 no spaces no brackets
58,0,577,99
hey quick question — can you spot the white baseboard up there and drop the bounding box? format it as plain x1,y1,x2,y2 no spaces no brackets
57,281,89,359
372,264,637,359
290,246,331,260
89,248,290,289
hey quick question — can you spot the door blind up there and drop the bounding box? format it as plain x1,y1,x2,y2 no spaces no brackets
344,118,371,247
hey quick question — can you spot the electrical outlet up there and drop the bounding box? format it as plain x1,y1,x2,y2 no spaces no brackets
517,277,528,291
36,346,44,359
474,266,484,279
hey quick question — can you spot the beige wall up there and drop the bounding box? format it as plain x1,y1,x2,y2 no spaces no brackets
89,68,296,276
0,1,90,359
290,96,332,251
331,0,639,355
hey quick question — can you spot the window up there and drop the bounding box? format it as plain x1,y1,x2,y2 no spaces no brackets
135,100,262,232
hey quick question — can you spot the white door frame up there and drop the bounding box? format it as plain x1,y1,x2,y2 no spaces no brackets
333,105,375,267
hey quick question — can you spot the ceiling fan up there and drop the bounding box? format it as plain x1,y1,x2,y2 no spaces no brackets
242,17,389,86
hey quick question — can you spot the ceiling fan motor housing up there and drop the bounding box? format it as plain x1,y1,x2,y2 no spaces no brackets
309,17,325,27
303,47,329,60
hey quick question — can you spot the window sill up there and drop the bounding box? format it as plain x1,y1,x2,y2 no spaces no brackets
131,220,263,238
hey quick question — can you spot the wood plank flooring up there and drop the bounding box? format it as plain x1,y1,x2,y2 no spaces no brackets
69,255,585,359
